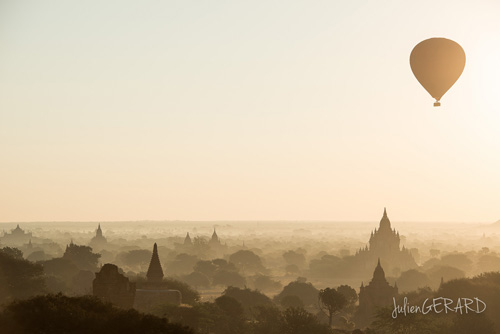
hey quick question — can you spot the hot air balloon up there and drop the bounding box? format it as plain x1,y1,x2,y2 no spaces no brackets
410,38,466,106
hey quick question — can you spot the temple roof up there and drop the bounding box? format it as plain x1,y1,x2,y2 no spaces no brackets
12,224,24,233
372,258,386,283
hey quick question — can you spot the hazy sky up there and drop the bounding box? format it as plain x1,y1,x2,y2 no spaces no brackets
1,1,500,223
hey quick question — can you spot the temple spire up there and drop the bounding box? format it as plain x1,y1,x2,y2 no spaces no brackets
210,228,220,244
379,207,391,230
372,258,386,283
184,232,192,245
146,243,164,283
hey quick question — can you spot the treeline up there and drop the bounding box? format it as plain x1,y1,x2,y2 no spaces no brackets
372,272,500,334
0,294,192,334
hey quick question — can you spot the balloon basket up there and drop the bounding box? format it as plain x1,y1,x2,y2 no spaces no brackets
434,101,441,107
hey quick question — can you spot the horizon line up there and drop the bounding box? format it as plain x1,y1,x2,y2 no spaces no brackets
0,219,495,225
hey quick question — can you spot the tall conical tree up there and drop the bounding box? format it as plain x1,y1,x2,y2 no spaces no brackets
146,243,164,283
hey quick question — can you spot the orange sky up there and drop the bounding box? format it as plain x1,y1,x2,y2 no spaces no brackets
1,1,500,222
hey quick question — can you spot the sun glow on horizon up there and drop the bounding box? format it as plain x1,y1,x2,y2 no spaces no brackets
1,1,500,223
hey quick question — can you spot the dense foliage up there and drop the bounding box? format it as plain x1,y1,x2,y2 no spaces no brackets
0,294,193,334
0,249,46,303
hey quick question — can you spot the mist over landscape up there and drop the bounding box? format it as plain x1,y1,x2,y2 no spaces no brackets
2,213,500,333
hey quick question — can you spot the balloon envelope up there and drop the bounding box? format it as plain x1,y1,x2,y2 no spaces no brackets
410,38,466,106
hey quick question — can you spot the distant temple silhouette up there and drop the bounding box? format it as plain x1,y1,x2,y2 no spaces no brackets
133,243,181,310
89,224,107,250
183,232,192,246
175,228,227,257
146,243,164,283
0,224,32,246
354,208,417,276
94,243,182,311
354,259,398,327
209,228,220,246
369,208,400,256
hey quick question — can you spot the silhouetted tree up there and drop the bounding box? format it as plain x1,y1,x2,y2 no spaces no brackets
437,272,500,332
251,305,283,334
63,243,100,271
222,286,274,316
182,271,211,288
448,312,495,334
214,296,246,334
285,264,300,275
250,305,331,334
372,306,443,334
252,274,282,292
71,270,95,295
275,280,319,307
43,257,79,278
439,253,472,273
192,237,210,257
212,258,237,271
153,303,215,333
194,260,217,278
0,251,46,303
318,288,347,327
425,265,464,289
213,270,246,288
280,295,304,309
229,250,265,273
283,250,306,268
477,254,500,273
0,294,193,334
0,247,23,260
308,255,342,279
282,307,331,334
336,285,357,306
163,278,200,305
336,285,358,318
167,253,199,275
26,250,51,262
115,249,152,270
396,269,431,293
